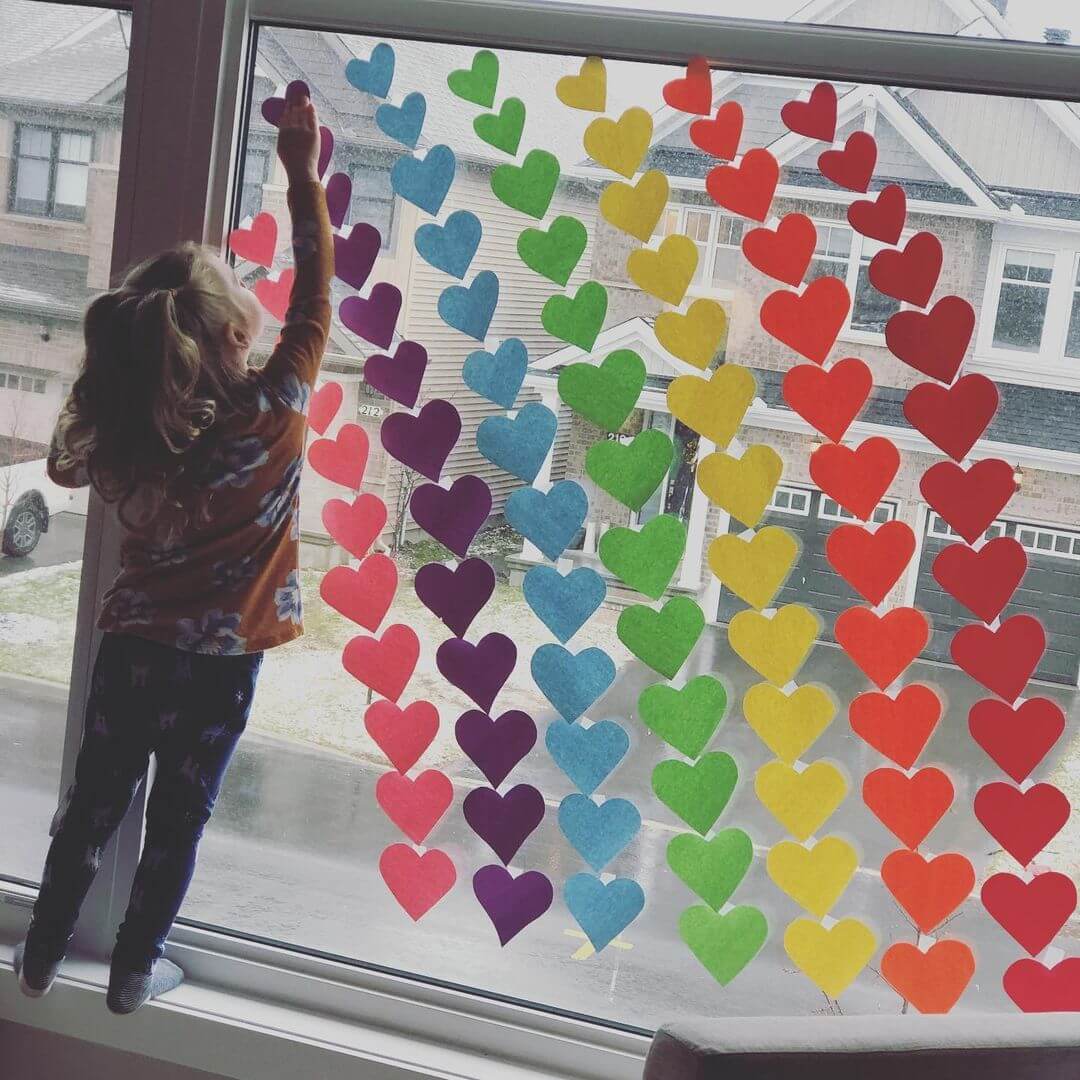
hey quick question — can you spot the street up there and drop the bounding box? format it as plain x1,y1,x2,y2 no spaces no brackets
0,511,85,578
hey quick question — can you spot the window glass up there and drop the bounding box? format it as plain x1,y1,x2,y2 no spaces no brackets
350,161,397,248
806,222,851,282
851,238,901,334
1065,256,1080,358
240,146,269,221
992,248,1054,352
711,214,744,288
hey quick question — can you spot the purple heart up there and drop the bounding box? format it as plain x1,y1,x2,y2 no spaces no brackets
260,83,333,177
410,476,492,558
339,282,402,348
381,399,460,481
325,171,352,229
473,865,553,946
436,632,516,712
456,709,537,788
364,340,427,408
415,557,495,637
333,223,380,289
463,784,544,864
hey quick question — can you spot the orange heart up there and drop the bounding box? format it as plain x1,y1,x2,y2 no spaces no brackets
834,606,929,691
742,213,816,288
705,148,779,223
863,766,954,849
881,850,974,934
760,276,850,364
809,436,899,521
825,520,915,606
881,940,975,1014
375,770,454,843
320,554,398,631
849,684,941,769
782,358,871,444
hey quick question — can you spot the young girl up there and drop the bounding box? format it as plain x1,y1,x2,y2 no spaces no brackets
13,85,333,1014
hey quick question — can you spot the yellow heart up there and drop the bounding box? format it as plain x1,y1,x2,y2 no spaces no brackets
599,170,669,243
655,298,726,370
627,234,698,306
708,526,798,610
696,445,783,529
755,760,848,840
784,917,877,998
742,683,836,763
584,107,653,179
729,604,820,686
555,56,606,112
767,837,858,918
667,364,755,448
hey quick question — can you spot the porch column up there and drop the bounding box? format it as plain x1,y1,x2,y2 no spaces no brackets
679,437,715,590
519,381,561,562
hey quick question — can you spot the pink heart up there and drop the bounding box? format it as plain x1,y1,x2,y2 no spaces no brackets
308,381,343,435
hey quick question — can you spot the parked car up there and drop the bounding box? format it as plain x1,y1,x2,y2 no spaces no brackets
1,458,87,558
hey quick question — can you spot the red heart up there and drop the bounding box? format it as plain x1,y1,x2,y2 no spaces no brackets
870,232,943,308
365,699,440,773
933,536,1026,624
742,213,816,287
253,269,295,322
809,436,899,521
662,56,712,114
705,148,779,223
322,493,386,559
881,851,974,934
983,872,1077,956
863,766,954,849
308,381,343,435
760,276,851,364
974,781,1070,868
375,769,454,843
229,211,277,268
818,131,877,193
847,184,906,245
309,422,370,490
849,684,941,769
881,940,974,1015
379,843,456,921
903,373,998,462
951,614,1045,704
1004,957,1080,1012
782,358,871,443
827,520,915,605
835,606,929,690
319,554,397,631
780,82,837,142
886,296,975,383
342,623,420,702
969,697,1065,783
689,101,744,159
920,458,1017,545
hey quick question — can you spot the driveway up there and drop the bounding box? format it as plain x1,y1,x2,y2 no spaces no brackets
0,511,86,578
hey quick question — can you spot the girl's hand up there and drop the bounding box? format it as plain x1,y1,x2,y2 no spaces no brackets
276,88,320,185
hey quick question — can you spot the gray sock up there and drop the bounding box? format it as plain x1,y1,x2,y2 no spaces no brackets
14,939,62,998
106,956,184,1014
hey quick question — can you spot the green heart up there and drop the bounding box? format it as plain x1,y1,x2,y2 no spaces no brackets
518,215,587,286
541,281,608,351
558,349,645,432
617,597,704,679
668,828,753,910
586,428,674,511
598,513,685,600
638,674,726,757
653,751,738,834
492,149,561,219
679,904,768,986
447,49,499,107
474,97,525,156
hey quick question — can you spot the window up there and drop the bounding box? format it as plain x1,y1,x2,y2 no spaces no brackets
820,496,896,524
806,222,852,283
711,213,744,289
0,368,48,394
349,160,396,249
1065,255,1080,359
240,146,270,221
658,203,743,289
992,248,1054,353
9,124,92,221
768,485,812,516
851,237,901,335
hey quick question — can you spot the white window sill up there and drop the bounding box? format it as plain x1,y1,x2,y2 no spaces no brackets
970,351,1080,392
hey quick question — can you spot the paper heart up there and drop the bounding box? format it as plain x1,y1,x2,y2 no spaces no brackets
741,213,816,288
742,682,835,764
339,282,403,348
708,526,799,611
729,604,820,686
755,760,848,841
627,234,698,306
319,554,397,631
325,172,351,230
921,458,1017,545
1003,957,1080,1012
462,337,528,410
376,768,453,843
342,624,419,703
436,632,516,713
556,56,606,112
584,106,652,178
782,358,871,444
322,493,385,559
438,269,499,341
818,130,877,193
414,209,482,279
826,520,915,606
381,399,461,482
904,373,998,463
598,513,686,600
870,231,943,308
653,752,738,835
333,223,381,289
933,536,1026,623
541,280,608,351
951,614,1045,703
881,850,975,934
473,865,553,946
477,402,557,483
523,565,606,644
518,215,588,287
474,97,526,156
344,43,395,97
253,269,294,322
982,872,1078,956
689,101,744,159
559,793,641,871
414,556,495,637
379,843,455,921
409,475,491,558
585,428,674,511
847,184,906,245
375,91,426,148
760,276,851,364
545,717,629,796
308,381,343,436
810,436,899,521
697,444,784,529
506,479,588,561
491,148,560,219
784,917,876,998
531,643,615,723
599,170,669,243
668,828,753,910
969,697,1065,783
229,212,277,267
565,873,645,952
886,296,975,383
456,709,536,789
881,940,974,1014
559,348,645,432
781,82,837,141
365,700,439,774
464,784,545,864
705,148,779,223
654,298,727,370
849,684,941,769
680,905,768,986
262,86,334,178
767,837,857,918
309,423,369,490
668,363,755,448
834,606,929,690
662,56,712,114
617,596,705,679
974,781,1070,868
863,766,953,849
391,144,456,217
447,49,498,107
638,674,726,759
363,340,428,409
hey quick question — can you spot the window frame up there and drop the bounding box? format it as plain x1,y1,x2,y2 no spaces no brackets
8,122,94,222
346,156,398,251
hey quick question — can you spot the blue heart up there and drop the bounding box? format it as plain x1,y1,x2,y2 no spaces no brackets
438,270,499,341
391,144,456,216
505,480,587,561
476,403,556,484
375,91,426,148
546,718,629,795
462,338,527,408
531,643,615,723
415,210,481,279
524,565,606,643
564,874,645,952
559,793,641,872
345,43,395,98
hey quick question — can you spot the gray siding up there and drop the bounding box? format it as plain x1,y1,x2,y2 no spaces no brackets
828,0,961,35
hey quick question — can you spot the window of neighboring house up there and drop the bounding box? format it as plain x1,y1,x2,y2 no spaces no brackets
1064,255,1080,360
851,236,902,334
806,221,853,283
239,146,270,221
349,161,396,249
992,248,1055,353
710,213,745,289
0,367,47,394
10,124,92,221
658,204,743,290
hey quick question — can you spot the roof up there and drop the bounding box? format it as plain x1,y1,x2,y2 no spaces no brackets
0,246,92,321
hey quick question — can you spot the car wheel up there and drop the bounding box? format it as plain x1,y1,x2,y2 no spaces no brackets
3,506,42,557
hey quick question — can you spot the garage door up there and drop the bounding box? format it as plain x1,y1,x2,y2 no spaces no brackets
914,513,1080,686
